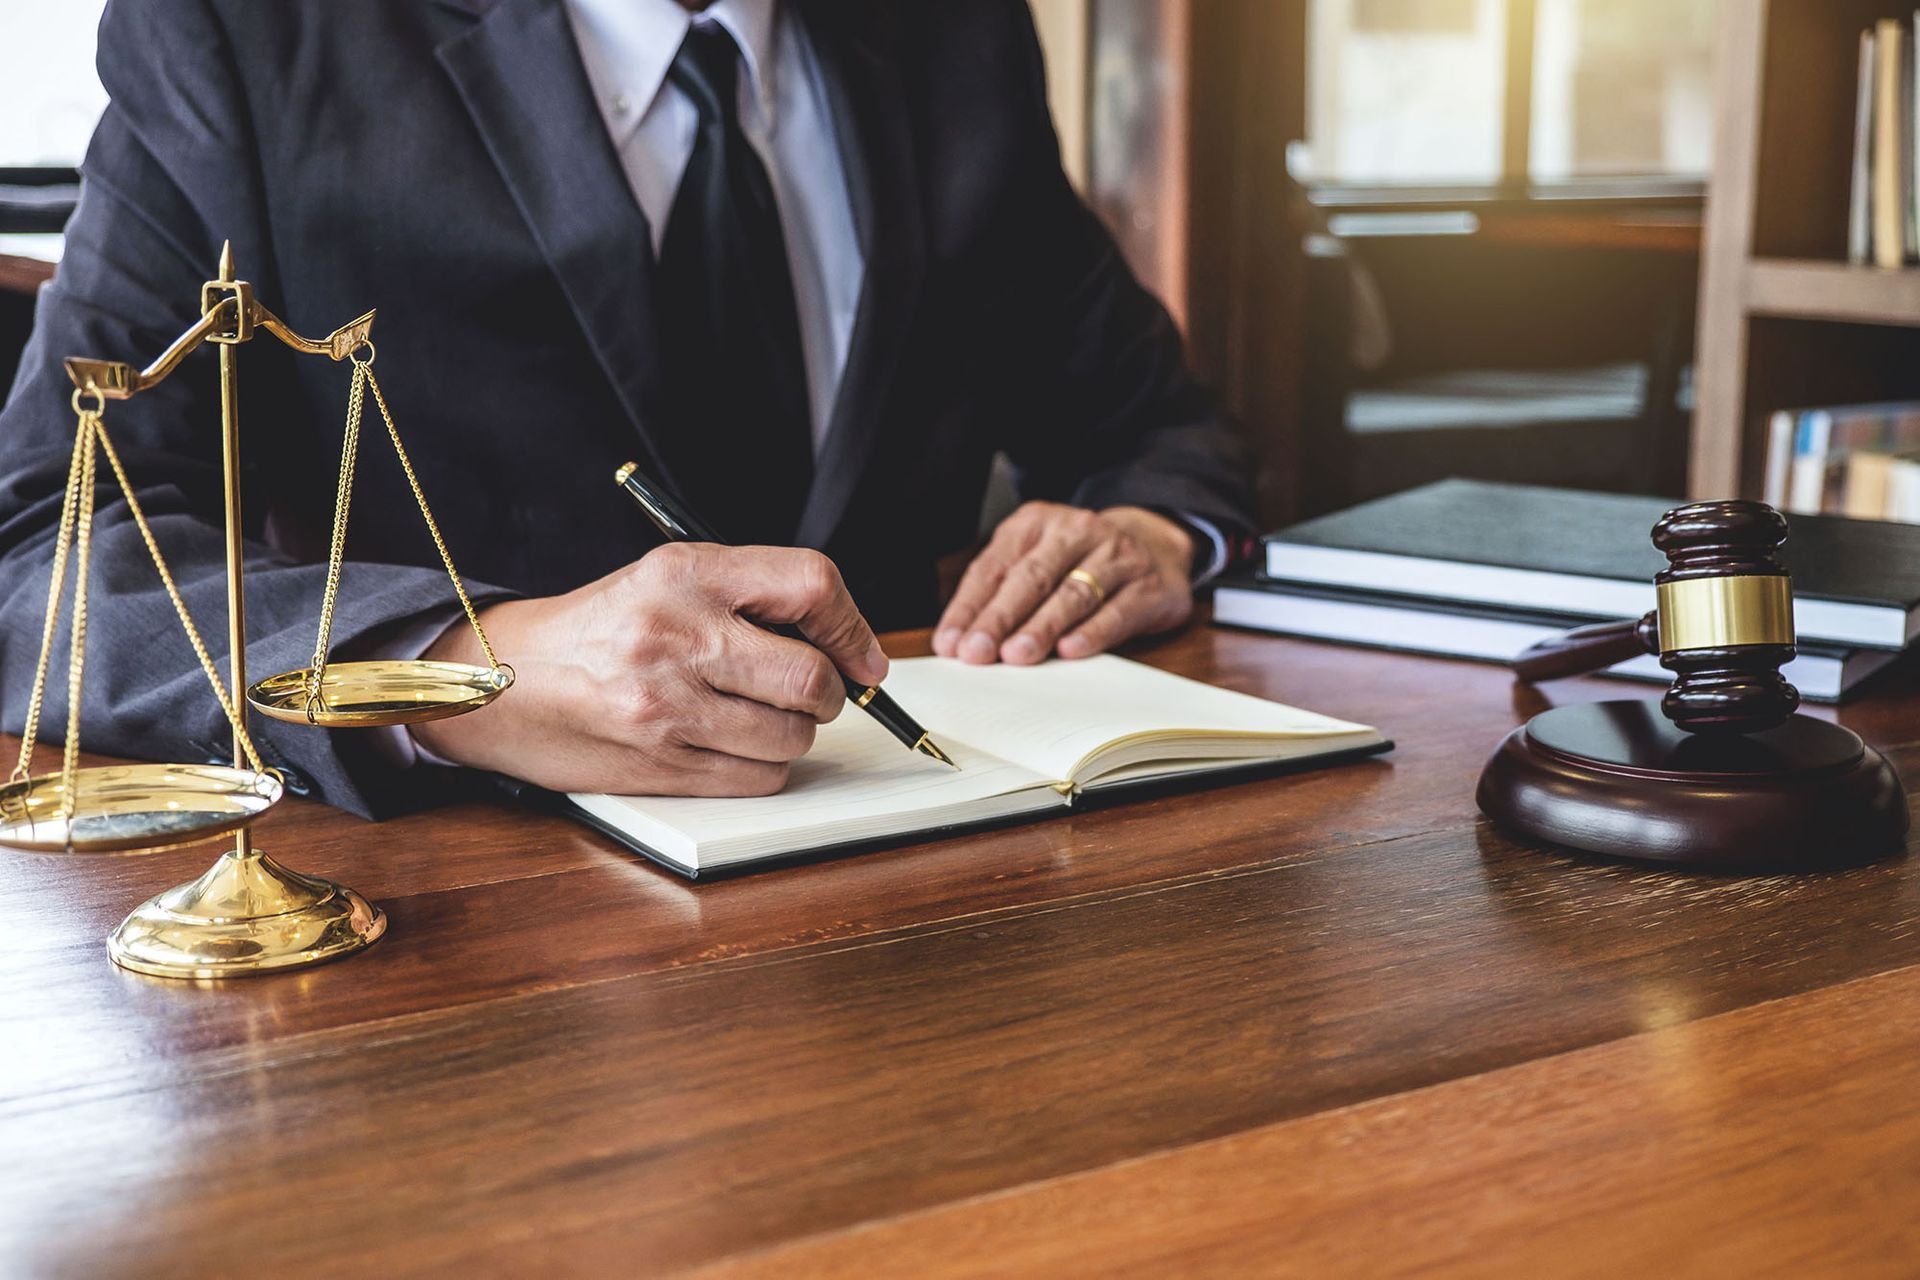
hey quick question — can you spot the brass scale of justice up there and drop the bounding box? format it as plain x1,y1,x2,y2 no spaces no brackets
0,245,513,979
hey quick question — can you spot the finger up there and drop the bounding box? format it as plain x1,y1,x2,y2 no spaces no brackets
1001,537,1153,665
698,619,846,722
934,508,1050,655
680,690,819,764
1057,577,1190,659
958,520,1106,664
935,554,1009,657
686,544,887,687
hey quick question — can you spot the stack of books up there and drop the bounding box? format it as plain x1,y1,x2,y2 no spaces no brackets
1763,400,1920,521
1850,15,1920,268
1212,480,1920,703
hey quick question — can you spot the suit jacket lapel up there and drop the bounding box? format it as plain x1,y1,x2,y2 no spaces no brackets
792,0,926,549
435,0,682,492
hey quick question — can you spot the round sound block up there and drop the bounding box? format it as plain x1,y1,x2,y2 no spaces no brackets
1477,699,1908,870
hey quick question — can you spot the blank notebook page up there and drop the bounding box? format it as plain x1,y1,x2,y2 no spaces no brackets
569,711,1053,864
879,655,1378,782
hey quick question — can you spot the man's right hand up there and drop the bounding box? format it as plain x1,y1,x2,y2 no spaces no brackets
411,544,887,796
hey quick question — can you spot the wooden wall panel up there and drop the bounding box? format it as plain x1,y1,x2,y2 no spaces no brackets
1088,0,1192,324
1087,0,1310,526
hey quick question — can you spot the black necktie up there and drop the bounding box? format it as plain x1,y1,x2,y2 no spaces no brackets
654,22,813,547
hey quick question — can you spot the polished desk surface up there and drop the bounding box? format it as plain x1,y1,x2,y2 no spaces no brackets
5,626,1920,1277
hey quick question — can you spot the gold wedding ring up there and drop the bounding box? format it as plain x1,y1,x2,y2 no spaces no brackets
1067,567,1107,607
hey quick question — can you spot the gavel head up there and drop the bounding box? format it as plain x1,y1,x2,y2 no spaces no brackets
1651,500,1799,734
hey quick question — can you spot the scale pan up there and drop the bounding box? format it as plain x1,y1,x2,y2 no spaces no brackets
0,764,283,855
247,659,512,728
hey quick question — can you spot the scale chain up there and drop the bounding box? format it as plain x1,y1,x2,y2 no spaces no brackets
305,362,369,717
60,420,99,828
304,352,501,718
92,417,268,775
9,403,271,841
9,402,91,793
13,277,498,851
363,363,500,670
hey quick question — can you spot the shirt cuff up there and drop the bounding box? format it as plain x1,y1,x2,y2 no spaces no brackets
1172,512,1232,585
365,606,469,769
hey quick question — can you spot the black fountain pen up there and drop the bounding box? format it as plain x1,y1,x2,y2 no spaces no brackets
615,462,957,769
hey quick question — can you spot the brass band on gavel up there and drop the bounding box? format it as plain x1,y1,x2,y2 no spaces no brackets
1654,575,1796,653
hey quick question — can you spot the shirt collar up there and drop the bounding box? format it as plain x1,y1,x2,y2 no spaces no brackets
565,0,781,148
710,0,779,127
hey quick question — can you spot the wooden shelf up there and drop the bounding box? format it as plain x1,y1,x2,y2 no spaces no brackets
1692,0,1920,499
1745,259,1920,326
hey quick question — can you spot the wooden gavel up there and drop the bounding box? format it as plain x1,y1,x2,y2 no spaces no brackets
1511,499,1800,735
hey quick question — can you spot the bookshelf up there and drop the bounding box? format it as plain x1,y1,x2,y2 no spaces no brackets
1694,0,1920,499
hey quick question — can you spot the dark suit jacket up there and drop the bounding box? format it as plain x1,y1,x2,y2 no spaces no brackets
0,0,1255,816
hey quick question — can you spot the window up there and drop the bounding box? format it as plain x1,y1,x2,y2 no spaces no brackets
1530,0,1714,181
1308,0,1508,185
0,0,108,168
1303,0,1715,188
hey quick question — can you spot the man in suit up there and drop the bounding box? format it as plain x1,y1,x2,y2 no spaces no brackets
0,0,1254,814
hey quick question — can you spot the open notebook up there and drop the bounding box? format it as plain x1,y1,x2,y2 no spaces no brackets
568,655,1388,877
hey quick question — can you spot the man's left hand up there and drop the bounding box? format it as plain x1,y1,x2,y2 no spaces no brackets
933,502,1196,665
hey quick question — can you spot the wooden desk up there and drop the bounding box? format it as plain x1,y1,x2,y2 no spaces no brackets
4,627,1918,1276
0,252,54,295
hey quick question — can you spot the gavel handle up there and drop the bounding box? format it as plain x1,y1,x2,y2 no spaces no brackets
1511,611,1660,683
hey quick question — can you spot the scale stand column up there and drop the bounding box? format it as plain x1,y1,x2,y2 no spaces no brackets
105,245,387,979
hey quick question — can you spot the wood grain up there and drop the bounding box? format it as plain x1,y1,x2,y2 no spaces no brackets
1,626,1916,1277
700,964,1920,1279
14,819,1920,1275
1746,259,1920,328
0,252,54,295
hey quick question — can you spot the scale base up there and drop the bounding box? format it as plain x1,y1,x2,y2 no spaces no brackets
1477,699,1909,871
107,846,386,979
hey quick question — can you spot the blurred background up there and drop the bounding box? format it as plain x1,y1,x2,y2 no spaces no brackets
1030,0,1717,525
0,0,1721,527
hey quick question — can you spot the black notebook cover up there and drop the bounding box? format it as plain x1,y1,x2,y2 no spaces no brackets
532,741,1393,880
1270,480,1920,610
1209,573,1900,702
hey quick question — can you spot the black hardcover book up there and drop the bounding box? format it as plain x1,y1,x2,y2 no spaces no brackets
1211,574,1901,703
1263,480,1920,650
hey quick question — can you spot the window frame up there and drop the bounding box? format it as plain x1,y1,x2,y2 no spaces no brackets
0,167,81,236
1307,0,1710,207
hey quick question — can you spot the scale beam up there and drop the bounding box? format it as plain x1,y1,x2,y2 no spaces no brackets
63,299,377,401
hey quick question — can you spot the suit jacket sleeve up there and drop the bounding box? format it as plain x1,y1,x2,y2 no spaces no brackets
989,1,1257,544
0,0,508,818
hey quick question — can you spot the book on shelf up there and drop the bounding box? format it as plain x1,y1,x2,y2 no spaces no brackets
1212,577,1896,704
565,656,1388,878
1256,480,1920,651
1852,28,1876,264
1765,400,1920,522
1850,13,1920,267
